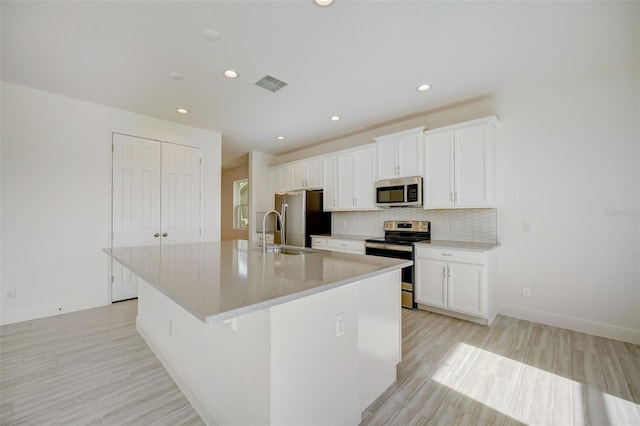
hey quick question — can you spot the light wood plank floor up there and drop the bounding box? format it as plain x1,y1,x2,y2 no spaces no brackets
363,309,640,426
1,301,639,425
0,301,204,425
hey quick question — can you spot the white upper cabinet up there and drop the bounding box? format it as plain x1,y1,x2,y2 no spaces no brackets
337,144,377,210
290,158,323,190
322,155,338,211
270,158,322,193
270,165,291,193
424,117,498,209
375,127,424,180
268,144,375,212
272,158,323,193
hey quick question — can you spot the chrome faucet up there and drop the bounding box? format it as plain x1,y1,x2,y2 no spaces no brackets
262,210,285,252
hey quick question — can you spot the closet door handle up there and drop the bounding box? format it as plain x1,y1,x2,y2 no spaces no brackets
162,233,168,237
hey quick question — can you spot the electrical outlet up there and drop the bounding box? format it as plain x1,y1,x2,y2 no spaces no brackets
522,222,532,232
5,288,16,300
522,287,531,298
450,220,458,230
335,313,345,337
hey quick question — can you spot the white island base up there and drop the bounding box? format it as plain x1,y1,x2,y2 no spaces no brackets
136,269,401,425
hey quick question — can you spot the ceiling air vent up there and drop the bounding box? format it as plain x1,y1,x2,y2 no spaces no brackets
255,75,288,93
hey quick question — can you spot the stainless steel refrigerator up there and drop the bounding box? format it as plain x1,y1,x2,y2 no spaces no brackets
274,190,331,247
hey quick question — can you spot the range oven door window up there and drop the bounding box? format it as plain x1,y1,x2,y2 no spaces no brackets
365,244,414,309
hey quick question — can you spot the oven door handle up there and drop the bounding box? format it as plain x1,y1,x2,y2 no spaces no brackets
365,242,413,252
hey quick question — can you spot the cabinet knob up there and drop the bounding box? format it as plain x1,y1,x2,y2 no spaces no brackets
162,233,168,237
154,233,160,238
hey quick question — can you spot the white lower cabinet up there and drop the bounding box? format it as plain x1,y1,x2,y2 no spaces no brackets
415,245,496,325
255,232,275,245
312,236,365,255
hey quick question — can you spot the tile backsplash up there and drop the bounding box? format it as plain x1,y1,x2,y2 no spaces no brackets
331,208,497,243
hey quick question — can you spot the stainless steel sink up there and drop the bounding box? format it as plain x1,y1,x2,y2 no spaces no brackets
254,245,317,255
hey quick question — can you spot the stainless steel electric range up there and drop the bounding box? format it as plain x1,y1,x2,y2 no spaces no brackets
364,221,430,309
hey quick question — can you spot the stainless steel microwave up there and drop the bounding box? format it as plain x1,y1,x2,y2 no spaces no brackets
375,176,423,207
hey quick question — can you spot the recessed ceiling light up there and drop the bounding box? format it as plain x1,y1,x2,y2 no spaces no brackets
169,72,183,80
176,108,189,114
224,70,239,79
417,84,431,92
276,136,286,140
203,29,221,41
313,0,334,7
330,115,340,121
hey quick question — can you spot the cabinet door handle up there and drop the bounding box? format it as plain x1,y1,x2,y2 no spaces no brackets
162,233,168,237
447,266,451,279
154,233,160,238
454,192,458,203
450,192,454,203
442,267,447,278
441,253,453,256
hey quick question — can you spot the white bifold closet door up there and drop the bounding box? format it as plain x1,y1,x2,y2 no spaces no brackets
111,133,201,302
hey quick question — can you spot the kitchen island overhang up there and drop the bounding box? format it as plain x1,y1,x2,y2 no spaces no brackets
105,240,411,425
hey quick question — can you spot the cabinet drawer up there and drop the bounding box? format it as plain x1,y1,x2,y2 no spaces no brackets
311,237,328,249
326,238,365,254
415,246,486,265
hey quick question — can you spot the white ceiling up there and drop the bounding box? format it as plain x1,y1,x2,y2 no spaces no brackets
2,1,638,169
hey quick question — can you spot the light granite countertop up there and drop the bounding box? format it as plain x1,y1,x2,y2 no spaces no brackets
415,240,500,251
105,240,410,324
310,234,379,241
312,234,499,251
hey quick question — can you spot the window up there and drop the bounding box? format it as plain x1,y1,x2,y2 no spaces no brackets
233,179,249,230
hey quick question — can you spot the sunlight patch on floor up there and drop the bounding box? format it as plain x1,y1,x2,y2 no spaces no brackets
430,342,639,425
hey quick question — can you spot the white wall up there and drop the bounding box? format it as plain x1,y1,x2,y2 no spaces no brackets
0,82,222,325
495,64,639,343
260,63,640,343
249,151,274,244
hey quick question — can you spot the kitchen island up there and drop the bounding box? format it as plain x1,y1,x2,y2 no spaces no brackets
105,240,411,425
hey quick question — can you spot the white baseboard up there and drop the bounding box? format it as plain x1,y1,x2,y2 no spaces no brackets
0,296,108,325
499,305,640,345
416,304,491,326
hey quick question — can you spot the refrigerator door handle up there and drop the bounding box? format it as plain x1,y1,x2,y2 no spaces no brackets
281,203,287,244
